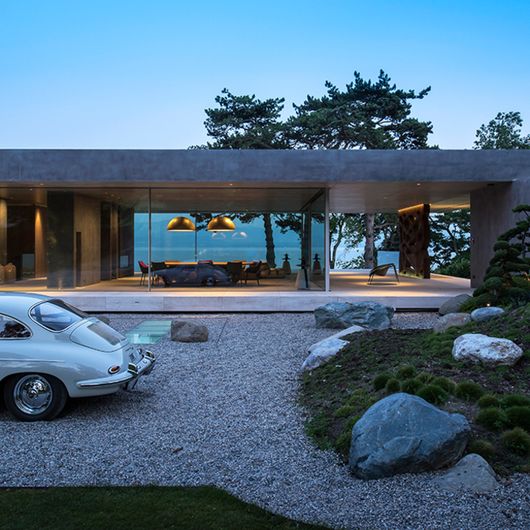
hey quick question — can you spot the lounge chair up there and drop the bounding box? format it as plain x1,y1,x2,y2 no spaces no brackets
368,263,399,285
242,261,262,286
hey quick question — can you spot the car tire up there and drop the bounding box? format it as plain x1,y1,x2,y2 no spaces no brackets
205,277,216,287
3,373,68,421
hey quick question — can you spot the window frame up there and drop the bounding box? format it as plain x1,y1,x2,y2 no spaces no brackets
0,313,33,340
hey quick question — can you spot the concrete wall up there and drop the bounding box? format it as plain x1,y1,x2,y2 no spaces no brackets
470,180,530,286
0,149,529,185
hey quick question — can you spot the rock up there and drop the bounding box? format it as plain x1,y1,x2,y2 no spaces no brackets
98,316,111,325
471,306,505,322
452,333,522,366
438,294,472,316
302,325,364,371
171,320,208,342
433,453,498,494
349,393,470,479
314,301,394,330
433,312,471,333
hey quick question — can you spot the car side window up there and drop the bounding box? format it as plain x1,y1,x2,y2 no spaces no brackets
0,314,31,339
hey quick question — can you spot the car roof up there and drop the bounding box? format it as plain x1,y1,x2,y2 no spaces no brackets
0,292,52,318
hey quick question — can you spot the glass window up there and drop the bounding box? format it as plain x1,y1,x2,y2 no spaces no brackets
30,299,86,331
0,314,31,339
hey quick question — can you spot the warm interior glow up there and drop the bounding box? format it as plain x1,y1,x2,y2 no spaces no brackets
398,203,429,214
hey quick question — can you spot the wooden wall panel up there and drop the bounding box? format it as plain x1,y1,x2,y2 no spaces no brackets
34,206,47,277
74,195,101,287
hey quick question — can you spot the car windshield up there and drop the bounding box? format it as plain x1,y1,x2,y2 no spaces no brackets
30,299,87,332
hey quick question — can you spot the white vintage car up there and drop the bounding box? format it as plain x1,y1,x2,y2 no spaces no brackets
0,293,155,421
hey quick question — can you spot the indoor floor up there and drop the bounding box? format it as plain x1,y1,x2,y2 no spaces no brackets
0,271,472,312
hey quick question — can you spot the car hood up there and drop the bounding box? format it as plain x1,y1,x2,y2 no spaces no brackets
69,319,128,352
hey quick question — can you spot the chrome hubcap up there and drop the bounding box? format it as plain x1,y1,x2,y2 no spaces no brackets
14,375,53,415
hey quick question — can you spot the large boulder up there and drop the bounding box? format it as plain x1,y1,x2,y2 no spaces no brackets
349,393,470,479
471,306,505,322
433,312,471,333
433,453,499,494
438,294,472,316
452,333,522,366
302,325,364,371
171,320,208,342
314,301,394,330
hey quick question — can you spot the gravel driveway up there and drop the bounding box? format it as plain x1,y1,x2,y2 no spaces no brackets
1,313,529,529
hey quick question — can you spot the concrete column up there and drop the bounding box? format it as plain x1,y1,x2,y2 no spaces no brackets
470,180,530,287
47,191,74,289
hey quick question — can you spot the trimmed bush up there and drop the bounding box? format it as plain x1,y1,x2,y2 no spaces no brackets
501,394,530,408
385,378,401,394
373,373,391,391
334,405,357,418
335,430,352,455
455,381,485,402
431,376,456,394
396,365,416,380
416,384,448,406
476,407,509,431
501,427,530,456
506,406,530,432
400,378,423,395
416,372,433,384
468,439,495,461
478,394,502,409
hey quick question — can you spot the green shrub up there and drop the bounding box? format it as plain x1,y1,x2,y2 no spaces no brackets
373,373,391,391
396,365,416,380
344,415,360,432
335,430,352,455
334,405,357,418
416,372,433,384
501,394,530,408
506,406,530,432
468,439,495,461
416,384,448,405
400,378,423,395
385,378,401,394
476,407,509,431
501,427,530,456
431,376,456,394
455,381,485,402
477,394,501,409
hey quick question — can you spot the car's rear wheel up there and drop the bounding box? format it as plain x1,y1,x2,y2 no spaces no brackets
204,276,216,287
3,373,67,421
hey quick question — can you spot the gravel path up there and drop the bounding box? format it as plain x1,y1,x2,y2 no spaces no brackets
1,312,529,529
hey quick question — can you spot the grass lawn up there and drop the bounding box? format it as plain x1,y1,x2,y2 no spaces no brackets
300,305,530,475
0,486,326,530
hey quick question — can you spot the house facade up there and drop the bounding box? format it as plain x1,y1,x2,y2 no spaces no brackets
0,149,529,310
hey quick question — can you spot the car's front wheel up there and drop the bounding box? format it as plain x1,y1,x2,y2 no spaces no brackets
3,373,67,421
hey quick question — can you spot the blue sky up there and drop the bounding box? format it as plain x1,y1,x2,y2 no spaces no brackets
1,1,529,149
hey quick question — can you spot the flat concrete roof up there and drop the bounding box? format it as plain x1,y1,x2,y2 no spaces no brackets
1,149,529,186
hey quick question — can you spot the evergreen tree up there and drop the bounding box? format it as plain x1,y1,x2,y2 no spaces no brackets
466,205,530,309
474,112,530,149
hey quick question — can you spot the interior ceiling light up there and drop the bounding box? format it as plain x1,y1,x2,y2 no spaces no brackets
232,231,248,239
167,216,196,231
207,216,236,232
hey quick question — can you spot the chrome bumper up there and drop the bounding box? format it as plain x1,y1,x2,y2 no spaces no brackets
77,350,156,389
